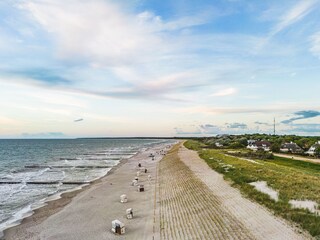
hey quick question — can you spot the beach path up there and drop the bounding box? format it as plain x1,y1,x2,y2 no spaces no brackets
273,153,320,164
158,144,311,240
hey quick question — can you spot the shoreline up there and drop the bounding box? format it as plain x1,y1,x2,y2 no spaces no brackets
1,154,130,239
3,142,173,239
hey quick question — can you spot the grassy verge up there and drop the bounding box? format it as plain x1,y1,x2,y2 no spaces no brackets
183,140,205,151
184,140,320,238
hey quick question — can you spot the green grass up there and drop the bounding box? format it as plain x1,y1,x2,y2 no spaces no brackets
273,156,320,175
184,140,320,238
183,140,204,151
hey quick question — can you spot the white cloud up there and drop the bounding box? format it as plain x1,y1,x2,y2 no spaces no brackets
15,0,306,103
309,31,320,57
82,113,127,123
21,0,160,66
20,0,212,68
174,126,202,135
176,104,320,115
254,0,319,51
137,10,212,32
0,115,22,135
24,91,87,108
0,116,21,126
270,0,318,36
211,87,237,97
17,0,220,101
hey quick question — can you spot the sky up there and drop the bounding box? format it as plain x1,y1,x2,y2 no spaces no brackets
1,0,320,138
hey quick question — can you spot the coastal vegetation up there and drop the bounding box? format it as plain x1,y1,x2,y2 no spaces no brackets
226,149,274,160
201,134,320,155
185,140,320,238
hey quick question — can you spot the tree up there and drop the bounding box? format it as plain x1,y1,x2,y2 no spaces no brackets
271,143,281,153
315,146,320,158
238,137,248,147
296,138,308,150
229,142,243,149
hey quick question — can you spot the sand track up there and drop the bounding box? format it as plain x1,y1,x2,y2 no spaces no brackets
170,145,312,240
159,145,255,240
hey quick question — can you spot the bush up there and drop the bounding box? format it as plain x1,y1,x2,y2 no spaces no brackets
228,150,274,160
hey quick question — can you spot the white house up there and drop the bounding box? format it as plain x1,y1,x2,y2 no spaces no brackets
247,141,271,151
280,142,303,154
305,141,320,156
247,139,256,145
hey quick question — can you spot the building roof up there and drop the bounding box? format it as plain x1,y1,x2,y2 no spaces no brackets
280,142,302,152
254,141,271,147
281,142,301,149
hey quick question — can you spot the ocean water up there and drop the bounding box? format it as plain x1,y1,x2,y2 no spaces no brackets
0,138,168,235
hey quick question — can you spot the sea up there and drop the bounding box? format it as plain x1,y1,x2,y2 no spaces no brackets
0,138,170,236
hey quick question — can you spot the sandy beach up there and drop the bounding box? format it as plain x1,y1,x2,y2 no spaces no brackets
3,142,172,240
3,142,313,240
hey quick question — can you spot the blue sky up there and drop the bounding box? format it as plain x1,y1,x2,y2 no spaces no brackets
1,0,320,138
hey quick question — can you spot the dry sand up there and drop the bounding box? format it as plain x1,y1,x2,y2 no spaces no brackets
159,145,255,239
4,143,171,240
178,145,313,240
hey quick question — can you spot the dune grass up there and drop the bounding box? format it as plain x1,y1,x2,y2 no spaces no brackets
183,140,206,151
185,140,320,238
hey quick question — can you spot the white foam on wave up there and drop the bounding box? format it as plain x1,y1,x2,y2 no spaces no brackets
89,168,112,182
104,160,120,166
61,170,66,181
0,183,89,238
38,167,50,176
0,170,95,237
0,204,33,238
0,184,19,202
